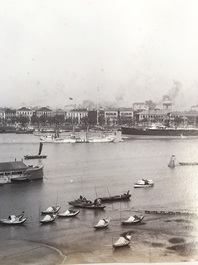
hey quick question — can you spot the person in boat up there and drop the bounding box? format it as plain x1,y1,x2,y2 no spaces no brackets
142,179,148,185
133,215,139,220
17,211,25,220
79,195,87,202
94,198,101,205
103,218,108,224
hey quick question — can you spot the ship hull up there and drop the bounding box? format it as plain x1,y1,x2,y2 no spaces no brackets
121,126,198,137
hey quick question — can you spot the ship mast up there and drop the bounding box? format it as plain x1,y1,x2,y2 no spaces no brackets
96,87,99,125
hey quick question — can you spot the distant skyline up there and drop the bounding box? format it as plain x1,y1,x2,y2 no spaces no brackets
0,0,198,110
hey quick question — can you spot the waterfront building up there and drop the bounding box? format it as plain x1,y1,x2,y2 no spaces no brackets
118,108,133,125
136,109,169,124
104,108,118,125
65,109,88,124
36,107,52,117
16,107,33,119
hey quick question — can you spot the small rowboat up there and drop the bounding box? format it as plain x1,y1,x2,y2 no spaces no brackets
113,232,132,248
58,209,80,217
40,214,57,224
121,215,144,225
0,215,27,225
41,206,61,214
134,179,154,188
94,218,110,229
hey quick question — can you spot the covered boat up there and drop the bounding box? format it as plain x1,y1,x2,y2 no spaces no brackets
41,206,61,214
0,212,27,225
134,179,154,188
121,215,144,225
40,214,57,224
58,209,80,217
113,232,132,248
98,190,131,202
0,161,44,183
94,218,110,229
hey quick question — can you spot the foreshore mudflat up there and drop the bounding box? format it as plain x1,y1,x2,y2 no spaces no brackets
1,212,198,264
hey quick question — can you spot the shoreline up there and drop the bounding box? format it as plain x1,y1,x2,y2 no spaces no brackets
1,213,198,264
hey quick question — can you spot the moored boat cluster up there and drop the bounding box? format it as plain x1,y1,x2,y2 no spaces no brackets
0,190,148,249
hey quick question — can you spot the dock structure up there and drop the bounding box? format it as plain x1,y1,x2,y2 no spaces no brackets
145,210,197,216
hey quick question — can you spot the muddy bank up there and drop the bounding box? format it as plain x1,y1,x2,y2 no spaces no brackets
1,212,198,264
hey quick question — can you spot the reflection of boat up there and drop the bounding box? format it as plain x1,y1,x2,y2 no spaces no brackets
179,162,198,166
98,190,131,202
113,232,132,248
134,179,154,188
40,214,57,224
24,142,47,160
0,212,27,225
121,215,144,225
94,218,110,229
58,209,80,217
121,125,198,137
41,206,61,214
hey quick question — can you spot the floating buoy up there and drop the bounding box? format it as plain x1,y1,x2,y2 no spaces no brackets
168,155,175,168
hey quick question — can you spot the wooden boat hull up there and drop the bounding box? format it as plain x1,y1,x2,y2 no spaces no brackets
24,155,47,160
0,217,27,225
58,210,80,217
94,222,110,229
113,241,130,248
72,204,105,209
134,184,154,188
41,206,61,214
98,194,131,202
40,215,57,224
121,216,144,225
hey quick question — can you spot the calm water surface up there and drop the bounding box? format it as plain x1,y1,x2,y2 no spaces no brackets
0,133,198,253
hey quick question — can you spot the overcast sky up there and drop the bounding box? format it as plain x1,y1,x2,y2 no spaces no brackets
0,0,198,109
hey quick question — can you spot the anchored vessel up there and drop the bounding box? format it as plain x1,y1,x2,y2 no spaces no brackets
0,160,44,184
121,125,198,137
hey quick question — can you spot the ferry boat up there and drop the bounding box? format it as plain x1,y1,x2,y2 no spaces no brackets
0,161,44,184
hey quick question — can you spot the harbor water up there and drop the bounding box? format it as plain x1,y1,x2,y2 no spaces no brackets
0,133,198,263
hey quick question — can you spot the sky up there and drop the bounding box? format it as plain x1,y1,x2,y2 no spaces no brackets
0,0,198,110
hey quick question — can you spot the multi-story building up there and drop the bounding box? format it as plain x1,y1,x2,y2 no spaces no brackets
136,109,169,123
104,108,118,125
118,108,133,125
65,109,88,124
16,107,33,119
5,108,16,121
36,107,52,117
